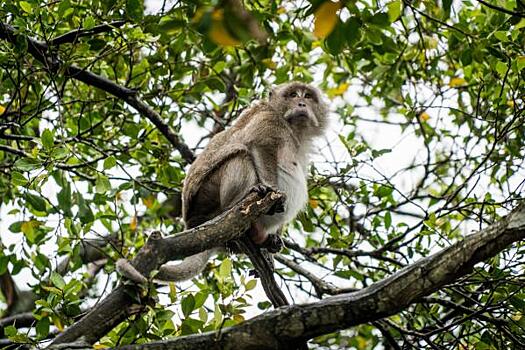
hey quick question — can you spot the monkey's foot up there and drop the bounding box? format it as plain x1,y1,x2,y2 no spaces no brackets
250,184,275,197
259,234,283,253
250,184,286,215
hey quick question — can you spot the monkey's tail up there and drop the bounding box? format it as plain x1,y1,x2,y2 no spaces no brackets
155,248,220,282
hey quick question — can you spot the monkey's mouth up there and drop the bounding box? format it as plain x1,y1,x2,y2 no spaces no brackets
286,109,319,127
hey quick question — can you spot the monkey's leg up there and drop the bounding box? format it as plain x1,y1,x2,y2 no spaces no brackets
249,222,283,253
249,221,268,245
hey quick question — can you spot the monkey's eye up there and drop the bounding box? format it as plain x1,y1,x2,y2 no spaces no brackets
304,92,312,99
290,92,298,98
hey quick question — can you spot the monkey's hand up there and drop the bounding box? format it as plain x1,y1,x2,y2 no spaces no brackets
260,234,283,253
250,184,285,215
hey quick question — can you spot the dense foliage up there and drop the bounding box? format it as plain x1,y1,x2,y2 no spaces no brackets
0,0,524,349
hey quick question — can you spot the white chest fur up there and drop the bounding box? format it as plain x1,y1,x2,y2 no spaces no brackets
260,158,309,234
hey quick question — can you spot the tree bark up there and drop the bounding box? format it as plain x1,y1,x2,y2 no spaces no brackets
112,204,525,350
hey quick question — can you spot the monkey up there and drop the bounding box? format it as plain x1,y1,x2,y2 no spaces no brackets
117,82,328,283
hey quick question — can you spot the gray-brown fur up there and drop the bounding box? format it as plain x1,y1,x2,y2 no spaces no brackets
183,83,328,228
119,82,328,283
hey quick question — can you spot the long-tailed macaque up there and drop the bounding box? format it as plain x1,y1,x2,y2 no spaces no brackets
118,82,328,282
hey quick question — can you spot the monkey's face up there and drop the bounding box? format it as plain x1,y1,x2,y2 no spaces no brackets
270,82,328,135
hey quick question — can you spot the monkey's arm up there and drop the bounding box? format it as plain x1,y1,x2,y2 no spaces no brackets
250,145,279,189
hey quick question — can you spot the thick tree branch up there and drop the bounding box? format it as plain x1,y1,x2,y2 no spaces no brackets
0,22,195,164
48,190,283,347
112,204,525,349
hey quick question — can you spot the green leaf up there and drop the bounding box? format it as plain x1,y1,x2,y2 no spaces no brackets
219,258,232,278
11,171,28,186
14,158,41,171
84,16,96,29
494,31,508,42
103,156,117,169
95,174,111,194
371,148,391,158
375,185,393,198
0,255,9,275
76,193,94,224
50,271,66,289
370,12,390,27
442,0,452,18
387,1,401,22
245,279,257,291
25,192,47,212
4,325,17,337
194,290,209,308
384,212,392,229
19,1,32,13
57,0,70,17
495,61,508,77
9,221,22,233
345,17,361,47
517,56,525,70
126,0,144,21
181,294,195,318
516,18,525,30
36,317,50,339
57,183,73,217
41,128,54,150
325,20,345,55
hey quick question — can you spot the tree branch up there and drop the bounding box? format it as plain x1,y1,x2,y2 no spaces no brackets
0,22,195,164
476,0,525,18
48,190,283,347
274,254,357,298
111,203,525,350
50,20,127,46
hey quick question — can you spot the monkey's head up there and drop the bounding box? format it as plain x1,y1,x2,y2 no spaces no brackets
269,82,328,136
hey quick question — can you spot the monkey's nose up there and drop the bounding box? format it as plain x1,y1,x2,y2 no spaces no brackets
298,102,306,107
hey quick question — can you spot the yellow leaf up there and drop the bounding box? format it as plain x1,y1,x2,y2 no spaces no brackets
309,198,319,208
52,315,64,331
233,314,245,323
327,82,349,97
507,101,515,108
262,58,277,70
277,6,286,14
449,77,466,87
130,215,137,231
142,195,155,209
21,220,38,235
356,336,367,350
93,344,109,349
0,105,5,115
419,112,430,122
313,1,342,39
209,9,240,46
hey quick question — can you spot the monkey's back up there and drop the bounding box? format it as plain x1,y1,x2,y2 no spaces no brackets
182,103,286,229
